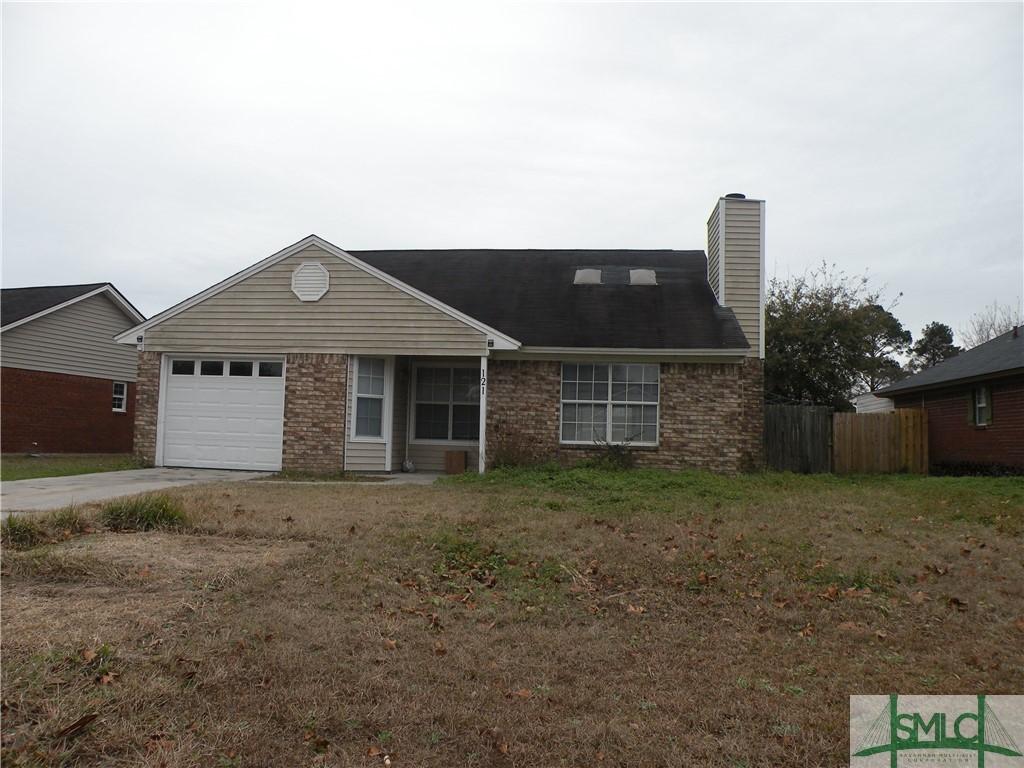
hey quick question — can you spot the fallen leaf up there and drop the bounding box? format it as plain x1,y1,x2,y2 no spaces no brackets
81,649,97,663
626,604,646,615
697,571,709,586
1015,617,1024,633
734,532,744,543
497,742,510,754
817,585,839,602
382,638,397,651
507,688,531,699
367,745,382,756
433,641,447,656
947,597,968,612
97,673,116,685
773,598,790,609
138,565,152,578
797,623,814,638
875,630,888,640
52,713,98,742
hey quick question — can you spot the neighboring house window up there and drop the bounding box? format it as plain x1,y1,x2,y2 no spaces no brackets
354,357,386,439
561,363,659,445
973,385,992,426
112,381,127,412
414,366,480,441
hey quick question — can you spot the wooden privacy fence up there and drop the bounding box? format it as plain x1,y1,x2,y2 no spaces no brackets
764,405,929,474
764,404,833,473
832,409,928,475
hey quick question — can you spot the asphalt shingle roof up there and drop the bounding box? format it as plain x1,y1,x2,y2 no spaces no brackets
352,249,749,350
1,283,109,328
876,328,1024,396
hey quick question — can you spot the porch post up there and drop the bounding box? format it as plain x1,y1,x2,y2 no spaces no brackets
478,355,488,473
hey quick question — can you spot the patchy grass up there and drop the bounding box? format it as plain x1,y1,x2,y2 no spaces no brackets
99,494,188,531
2,468,1022,767
0,453,143,482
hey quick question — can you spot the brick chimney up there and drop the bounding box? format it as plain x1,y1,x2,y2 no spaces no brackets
706,193,765,358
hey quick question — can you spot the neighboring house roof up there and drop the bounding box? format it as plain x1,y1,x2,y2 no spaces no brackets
1,283,144,331
354,249,749,350
875,328,1024,396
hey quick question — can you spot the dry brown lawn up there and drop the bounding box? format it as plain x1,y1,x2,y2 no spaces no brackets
2,468,1022,767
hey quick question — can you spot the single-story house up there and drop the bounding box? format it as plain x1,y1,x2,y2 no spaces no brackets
1,283,145,453
874,327,1023,471
116,194,766,474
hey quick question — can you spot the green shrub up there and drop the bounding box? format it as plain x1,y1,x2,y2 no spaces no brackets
100,494,188,531
1,515,46,550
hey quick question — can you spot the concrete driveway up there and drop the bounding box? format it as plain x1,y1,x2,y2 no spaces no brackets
1,468,267,514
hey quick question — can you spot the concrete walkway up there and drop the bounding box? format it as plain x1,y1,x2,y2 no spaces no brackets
1,468,267,514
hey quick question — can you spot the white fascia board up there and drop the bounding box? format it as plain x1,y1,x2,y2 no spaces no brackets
1,284,145,334
115,235,521,350
501,346,749,362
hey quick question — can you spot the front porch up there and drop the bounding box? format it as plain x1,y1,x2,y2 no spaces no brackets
343,354,487,474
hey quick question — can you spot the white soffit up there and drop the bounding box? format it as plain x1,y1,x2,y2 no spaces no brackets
291,262,330,301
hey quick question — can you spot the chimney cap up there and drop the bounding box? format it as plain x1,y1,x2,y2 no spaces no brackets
724,192,746,199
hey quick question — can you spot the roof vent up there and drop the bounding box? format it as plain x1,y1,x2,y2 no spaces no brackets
573,268,602,285
291,262,330,301
629,269,657,285
724,192,746,199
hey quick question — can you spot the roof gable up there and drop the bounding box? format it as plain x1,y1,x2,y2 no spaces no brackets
117,236,521,350
1,283,144,331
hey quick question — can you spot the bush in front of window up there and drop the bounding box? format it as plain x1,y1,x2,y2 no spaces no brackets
489,417,550,469
579,440,636,471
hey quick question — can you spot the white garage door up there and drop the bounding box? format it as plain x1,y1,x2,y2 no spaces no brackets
161,358,285,471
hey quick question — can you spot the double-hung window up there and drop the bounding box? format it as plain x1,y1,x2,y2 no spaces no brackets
354,358,386,439
973,385,992,426
414,366,480,441
561,363,659,445
112,381,127,412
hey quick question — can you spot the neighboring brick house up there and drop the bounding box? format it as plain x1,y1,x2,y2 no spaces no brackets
1,283,145,453
118,194,766,474
875,328,1024,472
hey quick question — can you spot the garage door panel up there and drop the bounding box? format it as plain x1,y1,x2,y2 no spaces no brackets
161,358,285,471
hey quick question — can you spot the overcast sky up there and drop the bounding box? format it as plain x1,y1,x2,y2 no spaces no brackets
3,2,1022,344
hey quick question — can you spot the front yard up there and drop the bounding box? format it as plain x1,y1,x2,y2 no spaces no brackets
1,454,142,482
2,469,1021,766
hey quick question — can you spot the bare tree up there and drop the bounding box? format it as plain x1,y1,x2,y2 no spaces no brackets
958,301,1022,349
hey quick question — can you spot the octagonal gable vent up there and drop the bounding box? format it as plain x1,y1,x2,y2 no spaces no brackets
291,262,330,301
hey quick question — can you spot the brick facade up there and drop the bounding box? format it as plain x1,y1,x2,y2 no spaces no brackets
130,352,764,474
133,351,162,464
892,374,1024,470
1,366,136,453
282,353,347,472
486,358,764,473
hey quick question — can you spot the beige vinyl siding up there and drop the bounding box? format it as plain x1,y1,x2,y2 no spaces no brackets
722,198,762,358
706,202,722,303
1,294,139,381
344,355,387,471
144,246,488,355
391,358,410,471
407,442,479,474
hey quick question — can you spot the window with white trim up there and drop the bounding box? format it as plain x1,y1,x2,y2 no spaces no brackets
414,366,480,441
354,357,386,438
974,385,991,426
561,363,659,445
112,381,127,412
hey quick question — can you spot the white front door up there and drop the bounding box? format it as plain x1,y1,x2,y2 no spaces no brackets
160,358,285,471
